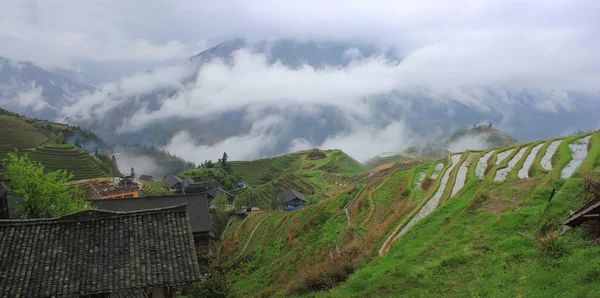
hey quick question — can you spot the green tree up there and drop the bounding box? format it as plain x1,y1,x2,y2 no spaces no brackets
2,152,90,219
56,132,65,144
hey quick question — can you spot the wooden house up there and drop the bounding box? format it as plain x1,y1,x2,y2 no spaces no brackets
277,190,308,211
163,175,183,193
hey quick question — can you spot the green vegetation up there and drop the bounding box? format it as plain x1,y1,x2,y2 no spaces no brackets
21,146,110,180
226,150,367,209
0,110,112,180
141,180,172,196
216,131,600,297
181,167,241,191
2,153,90,218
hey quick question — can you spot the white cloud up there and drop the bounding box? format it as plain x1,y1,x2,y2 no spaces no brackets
0,82,53,112
446,135,492,153
318,121,416,162
163,115,284,162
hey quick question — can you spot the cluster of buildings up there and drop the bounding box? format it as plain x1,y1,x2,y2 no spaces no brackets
0,171,310,297
0,179,214,297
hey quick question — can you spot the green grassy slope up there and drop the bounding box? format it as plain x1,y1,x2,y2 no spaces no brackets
219,131,600,297
228,149,368,209
23,145,109,180
0,111,112,180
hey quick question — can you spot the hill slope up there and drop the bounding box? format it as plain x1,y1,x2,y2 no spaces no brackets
218,130,600,297
224,149,367,208
0,109,116,179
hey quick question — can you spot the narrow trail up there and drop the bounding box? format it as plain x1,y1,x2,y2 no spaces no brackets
494,147,527,181
495,149,515,165
236,214,273,259
220,218,235,241
541,140,563,170
379,154,460,255
475,151,494,179
561,135,592,178
344,198,352,226
361,193,375,227
518,143,543,179
451,154,473,197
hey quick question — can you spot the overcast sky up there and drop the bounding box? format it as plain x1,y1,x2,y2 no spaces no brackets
1,0,599,79
2,0,600,162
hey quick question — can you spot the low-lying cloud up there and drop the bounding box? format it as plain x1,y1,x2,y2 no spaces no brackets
446,135,493,153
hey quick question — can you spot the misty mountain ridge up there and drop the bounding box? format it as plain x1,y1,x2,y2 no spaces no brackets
190,38,400,68
0,56,95,120
1,38,599,164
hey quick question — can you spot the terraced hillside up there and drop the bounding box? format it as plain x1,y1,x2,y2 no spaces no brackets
21,144,110,180
0,111,113,180
363,152,411,169
218,131,600,297
229,149,368,209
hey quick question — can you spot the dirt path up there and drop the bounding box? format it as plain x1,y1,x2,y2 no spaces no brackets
475,151,494,179
561,136,592,178
518,143,543,179
541,140,563,170
236,214,273,259
494,147,527,181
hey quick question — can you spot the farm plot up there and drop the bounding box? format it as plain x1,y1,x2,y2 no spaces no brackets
494,147,527,182
541,140,563,170
518,143,544,179
475,151,494,179
561,136,592,179
393,154,461,241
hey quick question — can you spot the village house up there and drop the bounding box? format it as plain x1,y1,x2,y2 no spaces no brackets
277,189,308,211
139,174,154,181
88,176,142,199
0,205,202,298
163,175,183,193
181,179,235,203
92,193,215,263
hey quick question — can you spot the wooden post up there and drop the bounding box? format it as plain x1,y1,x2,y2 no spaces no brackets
548,189,556,203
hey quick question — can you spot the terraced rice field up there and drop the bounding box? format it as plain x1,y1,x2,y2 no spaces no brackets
141,180,171,196
394,154,461,240
541,140,563,170
561,136,592,179
431,163,444,179
451,154,473,197
229,155,299,186
23,146,108,180
475,151,494,179
0,117,51,158
494,147,527,181
518,143,544,179
318,151,365,174
495,148,515,165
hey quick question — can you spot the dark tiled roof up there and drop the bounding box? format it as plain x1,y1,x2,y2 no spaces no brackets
92,193,213,233
0,205,202,298
164,175,182,188
182,178,195,190
277,189,308,203
139,174,153,181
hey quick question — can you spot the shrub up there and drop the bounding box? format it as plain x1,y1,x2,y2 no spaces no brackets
400,188,411,198
582,171,600,200
421,177,434,191
294,261,355,294
537,230,567,259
